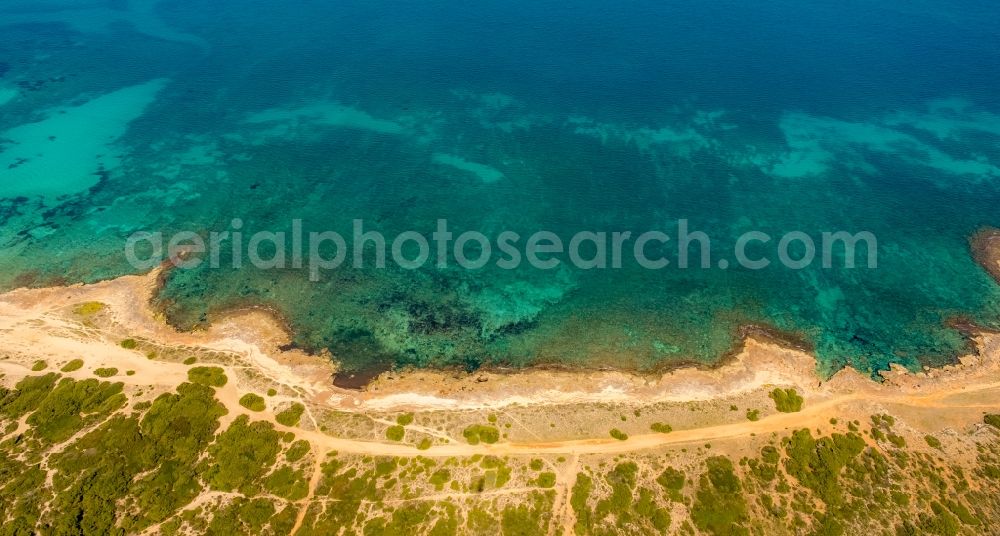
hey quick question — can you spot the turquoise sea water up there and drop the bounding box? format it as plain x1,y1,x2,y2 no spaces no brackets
1,1,999,382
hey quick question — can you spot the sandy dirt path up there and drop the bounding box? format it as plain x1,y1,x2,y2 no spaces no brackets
3,346,998,460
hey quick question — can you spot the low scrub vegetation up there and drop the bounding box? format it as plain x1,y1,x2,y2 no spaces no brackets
769,388,804,413
239,393,266,412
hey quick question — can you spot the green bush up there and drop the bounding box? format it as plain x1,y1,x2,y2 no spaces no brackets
571,473,593,533
182,357,197,365
25,377,127,444
263,466,309,501
783,429,865,507
651,422,673,434
769,388,804,413
285,440,310,462
94,368,118,378
61,359,84,373
429,469,451,491
609,428,629,441
396,413,414,426
657,467,686,491
275,403,305,427
985,414,1000,429
187,367,228,388
120,339,138,350
0,379,231,533
239,393,266,412
691,456,749,535
74,302,105,315
31,360,47,371
746,409,761,421
203,415,283,495
463,425,500,445
267,388,277,397
386,425,405,442
537,472,556,488
416,437,433,451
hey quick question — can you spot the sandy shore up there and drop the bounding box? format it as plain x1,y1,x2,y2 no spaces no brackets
1,267,999,416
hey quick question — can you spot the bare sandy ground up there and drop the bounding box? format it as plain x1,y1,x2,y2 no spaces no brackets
1,268,999,459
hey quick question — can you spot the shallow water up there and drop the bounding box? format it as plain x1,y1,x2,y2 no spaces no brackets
1,0,999,378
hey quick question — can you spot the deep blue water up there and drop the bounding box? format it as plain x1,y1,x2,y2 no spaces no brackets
1,0,999,381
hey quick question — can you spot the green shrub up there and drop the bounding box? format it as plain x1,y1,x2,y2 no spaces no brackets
571,473,593,533
463,425,500,445
285,440,310,462
187,367,228,388
985,414,1000,429
651,422,673,434
416,437,433,451
783,429,865,507
267,388,277,397
262,466,309,501
761,445,780,464
536,472,556,488
120,339,138,350
0,373,60,420
769,388,804,413
657,467,686,491
275,403,305,427
746,409,761,421
610,428,629,441
23,377,127,443
93,368,118,378
501,503,547,536
25,380,227,533
182,357,197,365
60,359,84,372
74,302,105,315
691,456,749,535
203,415,283,495
386,425,405,442
31,360,47,371
396,413,414,426
429,469,451,491
239,393,266,412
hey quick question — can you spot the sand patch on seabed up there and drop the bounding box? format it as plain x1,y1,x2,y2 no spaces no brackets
1,267,1000,415
767,107,1000,181
885,97,1000,140
567,115,714,157
0,78,168,202
432,153,505,183
243,101,406,138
